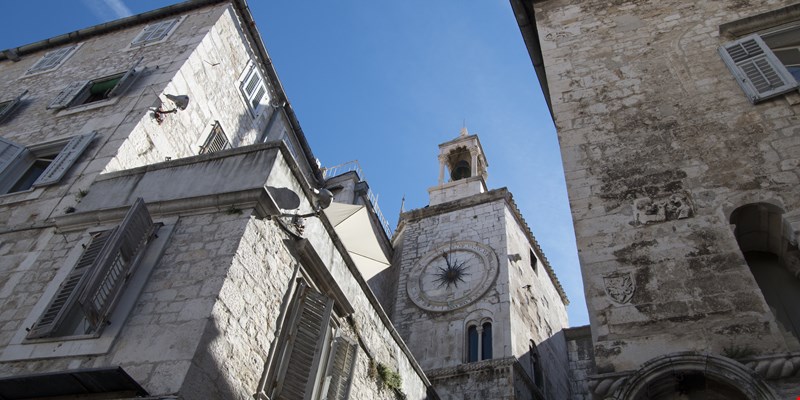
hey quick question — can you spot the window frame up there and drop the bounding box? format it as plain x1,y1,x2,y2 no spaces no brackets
0,214,176,361
719,34,797,103
26,198,156,340
465,318,493,363
0,90,27,124
23,44,80,77
129,16,184,48
198,121,232,155
256,278,358,400
0,132,95,196
48,58,143,111
239,62,271,117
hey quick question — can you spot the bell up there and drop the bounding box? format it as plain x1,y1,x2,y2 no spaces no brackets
450,160,471,181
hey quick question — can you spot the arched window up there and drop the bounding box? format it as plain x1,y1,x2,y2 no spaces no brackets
730,203,800,347
465,319,493,362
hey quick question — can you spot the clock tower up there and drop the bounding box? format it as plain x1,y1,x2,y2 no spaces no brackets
391,128,572,399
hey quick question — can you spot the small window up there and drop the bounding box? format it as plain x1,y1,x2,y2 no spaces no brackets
466,320,493,363
130,17,181,47
0,132,95,195
239,63,270,117
530,249,538,274
48,58,142,110
0,90,26,124
257,280,357,400
199,122,231,155
25,45,78,75
27,198,156,339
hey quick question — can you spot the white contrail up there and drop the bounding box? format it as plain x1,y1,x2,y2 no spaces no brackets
82,0,133,21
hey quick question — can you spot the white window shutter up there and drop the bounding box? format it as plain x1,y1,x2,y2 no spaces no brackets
0,90,27,123
719,34,798,103
241,64,270,115
106,58,143,98
131,18,178,46
27,229,115,339
32,131,95,187
323,337,358,400
27,45,76,74
78,198,154,332
199,122,231,155
48,81,89,110
275,285,334,400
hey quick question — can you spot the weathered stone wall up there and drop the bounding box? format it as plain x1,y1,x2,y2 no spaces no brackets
533,0,800,376
564,326,594,400
393,194,511,371
0,210,247,395
504,204,570,399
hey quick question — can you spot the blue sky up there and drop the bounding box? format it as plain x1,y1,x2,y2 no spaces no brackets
0,1,588,326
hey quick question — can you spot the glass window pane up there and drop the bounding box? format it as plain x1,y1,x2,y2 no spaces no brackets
467,325,478,362
481,322,492,360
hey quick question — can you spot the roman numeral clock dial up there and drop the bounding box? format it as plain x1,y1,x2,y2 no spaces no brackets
407,240,499,312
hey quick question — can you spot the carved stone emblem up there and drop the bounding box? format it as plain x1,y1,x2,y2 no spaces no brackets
603,272,635,304
634,192,694,225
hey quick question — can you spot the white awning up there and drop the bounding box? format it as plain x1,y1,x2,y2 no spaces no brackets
324,202,390,281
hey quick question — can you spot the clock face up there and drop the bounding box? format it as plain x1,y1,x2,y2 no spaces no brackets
407,240,499,312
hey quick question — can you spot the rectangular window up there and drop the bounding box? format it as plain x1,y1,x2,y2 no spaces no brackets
130,17,181,47
530,249,538,274
257,280,357,400
48,58,142,110
0,90,26,124
199,121,231,155
27,198,156,339
0,132,95,195
239,63,271,117
720,30,800,103
25,45,78,75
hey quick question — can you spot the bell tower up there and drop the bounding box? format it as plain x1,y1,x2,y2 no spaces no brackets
392,127,571,399
429,127,488,206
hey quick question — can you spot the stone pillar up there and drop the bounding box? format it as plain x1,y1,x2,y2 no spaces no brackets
438,154,446,184
470,149,478,178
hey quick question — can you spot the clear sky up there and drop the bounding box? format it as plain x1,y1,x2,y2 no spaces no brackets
0,1,589,326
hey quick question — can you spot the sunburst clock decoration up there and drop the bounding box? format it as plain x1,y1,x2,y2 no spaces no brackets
433,251,471,288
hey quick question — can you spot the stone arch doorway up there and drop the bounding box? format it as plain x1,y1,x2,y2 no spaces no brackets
730,202,800,347
614,353,778,400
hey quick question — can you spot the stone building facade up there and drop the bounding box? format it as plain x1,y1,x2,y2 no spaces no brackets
512,0,800,398
0,1,435,399
392,129,571,399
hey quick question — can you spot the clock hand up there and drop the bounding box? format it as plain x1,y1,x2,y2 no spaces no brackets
442,252,452,268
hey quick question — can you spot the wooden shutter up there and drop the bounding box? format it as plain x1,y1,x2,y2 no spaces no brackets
0,137,25,177
32,132,95,187
27,45,76,74
323,337,358,400
107,58,143,98
27,229,115,339
719,34,798,103
78,198,154,332
199,122,231,154
0,90,27,123
275,285,334,400
48,81,89,110
132,18,177,46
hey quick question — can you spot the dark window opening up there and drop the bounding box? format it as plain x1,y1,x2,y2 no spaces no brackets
76,74,123,106
8,156,55,193
730,203,800,348
467,325,479,363
481,322,492,360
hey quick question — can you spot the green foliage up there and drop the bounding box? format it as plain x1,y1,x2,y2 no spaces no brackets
376,363,405,399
